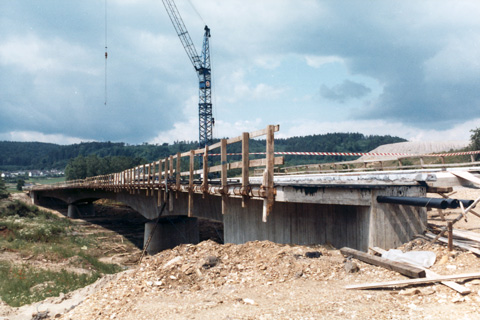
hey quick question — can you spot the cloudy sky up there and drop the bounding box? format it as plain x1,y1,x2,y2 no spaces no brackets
1,0,480,145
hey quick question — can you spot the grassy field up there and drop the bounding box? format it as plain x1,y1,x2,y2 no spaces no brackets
0,199,123,307
27,176,65,185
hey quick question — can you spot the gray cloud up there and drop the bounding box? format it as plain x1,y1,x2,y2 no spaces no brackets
320,80,371,103
2,0,480,144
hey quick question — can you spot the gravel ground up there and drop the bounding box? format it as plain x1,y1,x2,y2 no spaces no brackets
2,188,480,320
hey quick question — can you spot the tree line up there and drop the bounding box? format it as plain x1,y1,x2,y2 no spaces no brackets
1,132,410,178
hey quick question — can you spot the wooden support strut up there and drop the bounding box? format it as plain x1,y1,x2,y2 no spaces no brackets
262,125,276,222
188,150,194,217
221,139,228,215
242,132,249,208
202,145,208,198
430,194,480,244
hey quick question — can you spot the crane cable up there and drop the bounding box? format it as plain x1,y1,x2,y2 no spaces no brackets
104,0,108,105
186,0,206,25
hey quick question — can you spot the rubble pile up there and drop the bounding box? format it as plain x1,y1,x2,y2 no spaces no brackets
136,240,341,290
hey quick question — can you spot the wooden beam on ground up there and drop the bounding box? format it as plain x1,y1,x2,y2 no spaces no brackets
452,229,480,242
370,247,471,295
346,272,480,290
425,232,480,256
340,247,425,278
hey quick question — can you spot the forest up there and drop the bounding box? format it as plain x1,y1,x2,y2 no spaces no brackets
0,133,407,178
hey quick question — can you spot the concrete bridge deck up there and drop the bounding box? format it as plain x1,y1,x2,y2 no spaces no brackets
28,125,480,254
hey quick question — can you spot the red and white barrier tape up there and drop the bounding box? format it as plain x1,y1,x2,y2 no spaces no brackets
200,150,480,157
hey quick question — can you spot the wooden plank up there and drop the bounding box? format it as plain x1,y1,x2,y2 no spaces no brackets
370,247,471,294
250,157,284,167
427,186,453,193
340,247,426,278
346,272,480,290
452,229,480,242
249,124,280,139
451,170,480,186
208,141,222,150
226,136,242,144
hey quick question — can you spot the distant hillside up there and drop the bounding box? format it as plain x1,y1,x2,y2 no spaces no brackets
359,140,470,161
0,133,407,171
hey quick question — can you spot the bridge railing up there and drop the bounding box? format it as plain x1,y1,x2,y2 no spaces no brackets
30,125,283,219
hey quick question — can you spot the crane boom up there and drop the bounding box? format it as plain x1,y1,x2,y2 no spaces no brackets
162,0,213,147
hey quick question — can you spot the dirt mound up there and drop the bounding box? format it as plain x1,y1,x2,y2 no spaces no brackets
54,238,480,320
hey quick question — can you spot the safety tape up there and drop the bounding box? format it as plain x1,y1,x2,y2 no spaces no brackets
198,150,480,157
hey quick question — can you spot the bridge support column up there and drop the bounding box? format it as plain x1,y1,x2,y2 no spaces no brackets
67,203,95,219
68,204,79,219
144,216,199,255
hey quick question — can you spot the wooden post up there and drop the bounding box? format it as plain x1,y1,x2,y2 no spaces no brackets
262,125,275,222
448,222,453,251
164,157,168,203
176,152,181,196
420,157,424,168
471,155,475,163
242,132,250,208
188,150,194,217
169,155,174,211
147,163,151,196
202,146,208,198
151,161,156,190
221,139,227,215
158,159,163,206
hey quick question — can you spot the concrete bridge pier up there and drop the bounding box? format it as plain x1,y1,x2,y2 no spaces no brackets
67,202,95,219
144,216,199,255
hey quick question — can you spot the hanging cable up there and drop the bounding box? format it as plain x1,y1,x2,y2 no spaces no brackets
186,0,206,25
210,36,217,140
104,0,108,105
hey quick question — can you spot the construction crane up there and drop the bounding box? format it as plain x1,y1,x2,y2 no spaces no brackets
162,0,213,148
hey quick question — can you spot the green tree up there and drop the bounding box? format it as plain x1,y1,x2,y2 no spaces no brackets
0,176,8,199
16,179,25,191
470,127,480,160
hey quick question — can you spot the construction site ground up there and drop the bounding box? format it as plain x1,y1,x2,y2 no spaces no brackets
1,187,480,320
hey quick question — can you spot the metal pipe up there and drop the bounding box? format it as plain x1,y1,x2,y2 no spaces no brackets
458,199,474,208
377,196,450,209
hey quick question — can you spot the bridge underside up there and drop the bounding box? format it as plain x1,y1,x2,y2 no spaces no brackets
30,183,426,253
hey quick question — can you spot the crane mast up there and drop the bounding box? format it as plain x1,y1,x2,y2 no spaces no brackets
162,0,213,148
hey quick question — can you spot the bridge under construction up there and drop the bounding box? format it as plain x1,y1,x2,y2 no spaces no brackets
28,125,480,255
